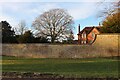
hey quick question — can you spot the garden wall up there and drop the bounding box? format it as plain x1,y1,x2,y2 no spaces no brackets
2,34,120,58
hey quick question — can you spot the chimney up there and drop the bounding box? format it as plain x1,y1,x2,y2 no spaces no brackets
99,22,101,26
78,24,80,33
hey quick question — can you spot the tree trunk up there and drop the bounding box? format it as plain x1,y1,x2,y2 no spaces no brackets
51,36,55,43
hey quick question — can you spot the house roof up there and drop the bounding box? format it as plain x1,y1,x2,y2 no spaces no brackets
96,27,101,31
78,26,101,35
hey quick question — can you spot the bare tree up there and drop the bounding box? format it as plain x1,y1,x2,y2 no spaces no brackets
32,8,74,43
15,20,27,35
97,0,120,18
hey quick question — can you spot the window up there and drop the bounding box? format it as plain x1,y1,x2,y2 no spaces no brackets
82,34,84,38
81,41,83,44
84,41,86,44
84,33,86,38
92,32,95,38
82,33,86,38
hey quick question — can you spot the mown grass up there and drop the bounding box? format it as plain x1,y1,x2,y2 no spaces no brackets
1,56,120,78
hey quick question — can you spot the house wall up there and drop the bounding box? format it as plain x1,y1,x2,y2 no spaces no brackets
87,28,100,44
81,31,87,44
2,34,120,58
77,34,81,44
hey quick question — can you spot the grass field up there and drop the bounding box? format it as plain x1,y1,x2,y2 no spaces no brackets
1,56,120,78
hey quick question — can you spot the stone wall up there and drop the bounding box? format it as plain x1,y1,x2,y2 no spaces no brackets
2,34,120,58
93,34,119,57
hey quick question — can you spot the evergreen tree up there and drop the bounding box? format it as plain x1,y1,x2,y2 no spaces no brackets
0,21,17,43
17,30,34,43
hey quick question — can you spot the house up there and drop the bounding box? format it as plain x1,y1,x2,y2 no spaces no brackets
77,25,101,44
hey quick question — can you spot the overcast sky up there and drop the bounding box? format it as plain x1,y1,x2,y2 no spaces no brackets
0,0,118,39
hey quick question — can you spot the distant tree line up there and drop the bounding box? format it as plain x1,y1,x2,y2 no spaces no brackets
0,21,49,43
0,21,74,44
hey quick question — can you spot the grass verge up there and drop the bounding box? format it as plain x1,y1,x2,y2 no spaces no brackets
2,56,120,78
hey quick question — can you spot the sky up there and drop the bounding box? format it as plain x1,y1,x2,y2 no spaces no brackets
0,0,118,40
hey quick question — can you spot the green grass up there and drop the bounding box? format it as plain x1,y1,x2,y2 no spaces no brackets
1,56,120,78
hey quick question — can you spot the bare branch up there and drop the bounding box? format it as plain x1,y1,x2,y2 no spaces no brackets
32,8,74,43
15,20,27,35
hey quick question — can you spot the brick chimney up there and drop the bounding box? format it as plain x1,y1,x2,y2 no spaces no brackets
99,22,101,27
78,24,80,33
78,24,81,44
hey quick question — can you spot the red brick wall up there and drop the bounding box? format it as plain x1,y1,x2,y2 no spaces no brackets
87,28,100,44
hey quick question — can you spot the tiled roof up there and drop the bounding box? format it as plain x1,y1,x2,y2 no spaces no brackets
79,26,101,35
